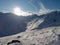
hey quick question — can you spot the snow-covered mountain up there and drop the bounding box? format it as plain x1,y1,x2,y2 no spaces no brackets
0,11,60,45
26,11,60,31
0,12,38,37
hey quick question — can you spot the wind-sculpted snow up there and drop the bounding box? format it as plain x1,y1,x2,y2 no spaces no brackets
0,27,59,45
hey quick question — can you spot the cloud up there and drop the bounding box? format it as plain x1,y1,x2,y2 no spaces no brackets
38,2,53,15
13,9,33,16
25,0,38,13
21,11,33,16
25,0,53,15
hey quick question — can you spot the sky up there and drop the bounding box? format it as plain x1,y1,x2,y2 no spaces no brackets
0,0,60,13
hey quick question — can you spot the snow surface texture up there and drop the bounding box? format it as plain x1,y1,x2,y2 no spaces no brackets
0,11,60,45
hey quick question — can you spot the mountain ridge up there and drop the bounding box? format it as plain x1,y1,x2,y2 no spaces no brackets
0,11,60,45
0,11,60,37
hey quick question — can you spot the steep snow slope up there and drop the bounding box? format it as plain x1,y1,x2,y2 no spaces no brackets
0,11,60,45
26,17,44,31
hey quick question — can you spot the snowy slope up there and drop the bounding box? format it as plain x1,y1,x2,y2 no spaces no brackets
0,11,60,45
0,27,59,45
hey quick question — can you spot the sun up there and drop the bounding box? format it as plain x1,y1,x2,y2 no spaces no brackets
13,7,32,16
13,7,25,16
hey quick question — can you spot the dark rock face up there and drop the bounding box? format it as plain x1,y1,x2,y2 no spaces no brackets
58,34,60,40
30,44,35,45
7,40,22,45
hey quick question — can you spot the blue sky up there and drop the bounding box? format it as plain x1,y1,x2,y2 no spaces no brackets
0,0,60,13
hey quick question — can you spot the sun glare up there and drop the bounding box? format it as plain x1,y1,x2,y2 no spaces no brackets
13,7,25,16
13,7,32,16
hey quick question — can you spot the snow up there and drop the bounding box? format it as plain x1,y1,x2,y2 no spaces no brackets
0,11,60,45
0,27,58,45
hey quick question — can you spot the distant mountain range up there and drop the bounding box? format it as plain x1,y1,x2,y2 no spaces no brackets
0,11,60,37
